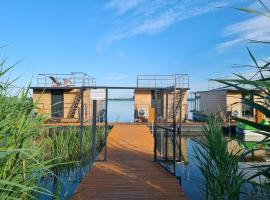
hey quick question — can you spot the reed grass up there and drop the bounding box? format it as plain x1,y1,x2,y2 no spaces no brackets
0,66,55,199
193,116,247,200
0,61,110,199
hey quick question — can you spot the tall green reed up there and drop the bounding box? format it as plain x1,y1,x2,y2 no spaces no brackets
0,65,55,199
213,1,270,196
193,116,247,200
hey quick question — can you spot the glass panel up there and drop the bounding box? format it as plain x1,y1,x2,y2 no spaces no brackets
51,90,64,118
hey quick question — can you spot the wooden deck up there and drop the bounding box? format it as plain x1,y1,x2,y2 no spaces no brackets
72,124,186,200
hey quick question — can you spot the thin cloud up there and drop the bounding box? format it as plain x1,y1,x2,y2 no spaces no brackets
105,0,144,15
98,0,229,49
216,0,270,51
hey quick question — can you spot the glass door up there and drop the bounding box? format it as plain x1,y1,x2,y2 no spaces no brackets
51,90,64,118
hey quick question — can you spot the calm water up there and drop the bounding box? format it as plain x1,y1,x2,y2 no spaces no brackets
38,164,91,199
163,136,270,200
39,134,270,199
108,100,134,122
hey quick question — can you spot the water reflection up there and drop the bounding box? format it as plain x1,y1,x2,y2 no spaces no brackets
38,164,91,200
108,100,134,122
165,135,270,200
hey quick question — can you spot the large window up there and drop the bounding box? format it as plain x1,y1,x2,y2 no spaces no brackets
51,90,64,118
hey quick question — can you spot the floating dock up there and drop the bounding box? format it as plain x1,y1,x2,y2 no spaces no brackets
72,124,187,199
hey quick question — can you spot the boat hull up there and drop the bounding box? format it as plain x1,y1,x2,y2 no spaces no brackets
236,127,267,141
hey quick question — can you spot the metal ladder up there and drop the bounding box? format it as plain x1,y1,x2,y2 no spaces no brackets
67,93,81,118
168,91,185,120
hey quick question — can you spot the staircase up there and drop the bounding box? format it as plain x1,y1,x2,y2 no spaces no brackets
167,91,185,120
67,93,81,118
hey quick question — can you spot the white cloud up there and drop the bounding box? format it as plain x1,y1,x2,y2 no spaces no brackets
98,0,229,49
105,0,144,15
217,3,270,50
106,74,128,80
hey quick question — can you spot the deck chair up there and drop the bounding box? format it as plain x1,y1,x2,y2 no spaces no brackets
64,79,72,86
49,76,62,86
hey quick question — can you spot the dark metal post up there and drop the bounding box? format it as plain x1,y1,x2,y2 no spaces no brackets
178,89,182,162
165,129,168,161
91,100,97,163
173,80,176,175
104,88,108,161
153,90,158,162
194,93,197,111
79,88,84,162
165,92,168,124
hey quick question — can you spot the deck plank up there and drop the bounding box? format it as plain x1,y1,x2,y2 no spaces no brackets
72,124,186,200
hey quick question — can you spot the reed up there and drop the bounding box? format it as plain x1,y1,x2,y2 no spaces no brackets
193,116,247,200
0,66,55,198
34,126,108,164
0,61,110,198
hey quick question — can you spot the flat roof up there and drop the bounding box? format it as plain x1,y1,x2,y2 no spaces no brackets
194,88,258,94
30,86,190,91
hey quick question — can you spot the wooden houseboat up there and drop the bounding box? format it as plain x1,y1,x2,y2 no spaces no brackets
134,75,189,123
193,88,264,122
30,72,100,124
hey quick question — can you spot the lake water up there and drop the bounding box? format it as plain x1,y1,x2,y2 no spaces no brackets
108,100,134,122
38,100,270,199
39,133,270,199
159,135,270,200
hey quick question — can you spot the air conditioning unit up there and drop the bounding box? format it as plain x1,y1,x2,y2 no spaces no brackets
137,106,149,118
232,109,241,118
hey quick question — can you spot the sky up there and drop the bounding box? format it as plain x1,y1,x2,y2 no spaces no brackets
1,0,270,97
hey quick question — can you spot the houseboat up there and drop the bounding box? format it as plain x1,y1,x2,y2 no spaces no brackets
134,74,189,123
30,72,102,124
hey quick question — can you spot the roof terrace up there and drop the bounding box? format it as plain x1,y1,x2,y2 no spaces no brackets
136,74,189,89
36,72,96,87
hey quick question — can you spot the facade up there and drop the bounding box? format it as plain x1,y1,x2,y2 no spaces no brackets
33,88,92,122
31,73,100,123
194,89,262,121
31,73,190,124
134,74,189,123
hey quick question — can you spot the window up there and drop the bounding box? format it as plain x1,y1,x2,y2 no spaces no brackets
51,90,64,118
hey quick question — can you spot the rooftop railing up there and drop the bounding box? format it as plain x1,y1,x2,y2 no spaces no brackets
36,72,96,87
136,74,189,89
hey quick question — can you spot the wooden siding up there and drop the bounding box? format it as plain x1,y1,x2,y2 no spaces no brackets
226,91,242,114
33,90,51,117
134,89,188,122
134,90,152,120
33,89,91,120
63,89,91,119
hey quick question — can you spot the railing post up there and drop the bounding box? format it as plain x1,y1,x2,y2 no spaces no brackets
165,92,168,123
104,88,108,161
178,89,182,162
79,88,84,162
91,100,97,163
153,90,157,162
173,78,176,175
165,129,168,161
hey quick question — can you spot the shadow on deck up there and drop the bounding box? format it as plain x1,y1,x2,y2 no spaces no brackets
72,124,187,199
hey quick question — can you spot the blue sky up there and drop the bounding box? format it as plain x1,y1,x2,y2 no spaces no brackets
1,0,270,97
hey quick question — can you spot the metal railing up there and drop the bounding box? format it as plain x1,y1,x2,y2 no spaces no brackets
36,72,96,87
154,125,178,175
152,86,184,176
137,74,189,89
